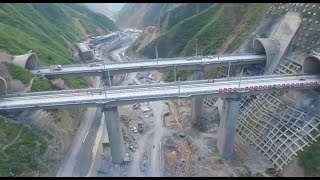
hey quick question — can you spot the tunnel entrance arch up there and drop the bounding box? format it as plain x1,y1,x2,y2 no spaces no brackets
13,53,38,70
303,55,320,74
0,76,7,95
25,53,38,70
253,38,278,71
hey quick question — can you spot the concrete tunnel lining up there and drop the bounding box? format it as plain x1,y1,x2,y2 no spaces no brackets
0,76,7,95
303,55,320,74
253,38,278,71
13,53,38,70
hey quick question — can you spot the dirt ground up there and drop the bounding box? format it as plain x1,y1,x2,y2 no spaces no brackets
161,99,232,177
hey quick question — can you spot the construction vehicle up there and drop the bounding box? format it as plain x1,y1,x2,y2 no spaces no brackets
138,121,144,133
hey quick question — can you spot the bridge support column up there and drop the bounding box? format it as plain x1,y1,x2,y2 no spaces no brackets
191,70,204,123
103,106,125,164
217,96,241,161
102,72,113,87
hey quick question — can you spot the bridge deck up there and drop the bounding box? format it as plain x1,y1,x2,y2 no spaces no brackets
31,54,267,76
1,74,319,110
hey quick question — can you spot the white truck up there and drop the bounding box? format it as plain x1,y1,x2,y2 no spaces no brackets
51,65,62,71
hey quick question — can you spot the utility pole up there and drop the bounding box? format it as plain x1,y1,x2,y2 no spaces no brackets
195,39,198,57
178,77,181,93
174,66,177,82
107,70,112,87
227,62,231,78
155,46,158,59
238,67,243,89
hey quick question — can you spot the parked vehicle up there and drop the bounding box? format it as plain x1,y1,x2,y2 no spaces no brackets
138,121,144,133
128,144,136,152
133,127,138,133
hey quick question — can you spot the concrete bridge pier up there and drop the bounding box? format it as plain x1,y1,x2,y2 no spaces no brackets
102,72,113,87
103,106,125,164
102,72,125,163
191,70,204,123
217,96,241,161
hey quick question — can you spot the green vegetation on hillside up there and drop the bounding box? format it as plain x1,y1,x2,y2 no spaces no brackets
116,3,173,29
0,116,47,177
223,4,269,53
31,77,59,92
63,3,118,32
164,70,192,82
139,3,223,58
159,3,213,33
5,63,32,85
298,141,320,176
183,3,269,55
140,3,269,58
138,3,269,81
142,3,172,28
0,3,117,66
62,77,90,89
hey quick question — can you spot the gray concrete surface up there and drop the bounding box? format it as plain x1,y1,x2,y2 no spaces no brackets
103,106,125,164
31,54,266,77
2,74,319,111
191,70,204,123
217,97,241,161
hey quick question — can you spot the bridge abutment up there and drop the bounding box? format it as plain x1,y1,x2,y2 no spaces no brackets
191,70,204,123
103,106,125,164
217,96,241,161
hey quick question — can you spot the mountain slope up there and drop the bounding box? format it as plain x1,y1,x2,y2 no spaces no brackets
158,3,212,34
138,3,269,58
115,3,174,29
0,3,118,66
84,3,116,19
128,3,213,53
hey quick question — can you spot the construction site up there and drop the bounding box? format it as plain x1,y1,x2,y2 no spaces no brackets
0,3,319,177
95,3,320,177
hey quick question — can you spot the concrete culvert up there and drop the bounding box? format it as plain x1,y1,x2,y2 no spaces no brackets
0,76,7,95
253,38,278,71
303,55,320,74
13,53,38,70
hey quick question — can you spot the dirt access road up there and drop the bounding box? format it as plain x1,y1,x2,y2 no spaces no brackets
150,101,165,177
124,70,166,177
126,100,165,177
